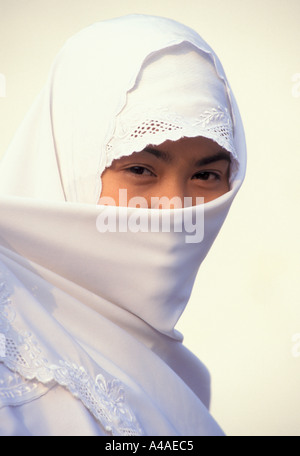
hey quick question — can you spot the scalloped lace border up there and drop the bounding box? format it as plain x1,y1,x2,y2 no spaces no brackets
0,273,143,436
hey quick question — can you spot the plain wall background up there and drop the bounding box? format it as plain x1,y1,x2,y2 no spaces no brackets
0,0,299,436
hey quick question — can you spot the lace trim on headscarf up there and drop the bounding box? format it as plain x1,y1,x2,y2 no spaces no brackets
0,275,143,436
105,105,238,176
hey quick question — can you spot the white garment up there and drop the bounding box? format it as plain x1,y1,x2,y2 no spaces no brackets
105,42,239,184
0,15,246,436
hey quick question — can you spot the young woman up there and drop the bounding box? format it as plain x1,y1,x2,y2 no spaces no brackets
0,15,246,436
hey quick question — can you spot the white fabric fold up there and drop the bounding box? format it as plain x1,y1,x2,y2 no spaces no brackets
0,14,246,436
105,42,238,183
0,14,241,204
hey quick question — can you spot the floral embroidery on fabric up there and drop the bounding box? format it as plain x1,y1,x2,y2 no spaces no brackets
0,333,5,358
195,106,229,126
0,369,48,407
0,269,143,436
53,361,143,436
0,280,15,334
105,104,237,171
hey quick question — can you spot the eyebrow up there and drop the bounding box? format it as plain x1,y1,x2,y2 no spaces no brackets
195,151,231,167
143,146,231,166
143,146,172,163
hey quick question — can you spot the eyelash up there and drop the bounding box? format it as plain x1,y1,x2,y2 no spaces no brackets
126,166,155,176
192,171,221,181
126,166,221,181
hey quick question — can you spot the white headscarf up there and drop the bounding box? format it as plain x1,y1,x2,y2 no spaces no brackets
0,15,246,436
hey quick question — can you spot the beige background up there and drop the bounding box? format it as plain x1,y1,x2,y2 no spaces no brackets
0,0,299,436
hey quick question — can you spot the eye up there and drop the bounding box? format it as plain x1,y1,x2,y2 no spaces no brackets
126,166,155,176
192,171,221,181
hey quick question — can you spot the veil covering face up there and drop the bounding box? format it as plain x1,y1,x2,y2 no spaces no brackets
0,15,246,436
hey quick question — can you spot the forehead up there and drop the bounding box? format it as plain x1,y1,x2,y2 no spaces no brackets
121,136,231,164
150,137,226,154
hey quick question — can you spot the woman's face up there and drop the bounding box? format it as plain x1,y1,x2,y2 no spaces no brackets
99,136,231,208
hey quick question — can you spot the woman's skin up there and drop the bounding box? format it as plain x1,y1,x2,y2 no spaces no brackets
99,136,231,208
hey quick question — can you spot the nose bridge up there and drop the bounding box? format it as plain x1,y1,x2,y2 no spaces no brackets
152,177,187,209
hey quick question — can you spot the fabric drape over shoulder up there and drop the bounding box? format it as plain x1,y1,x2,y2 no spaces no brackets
0,15,246,436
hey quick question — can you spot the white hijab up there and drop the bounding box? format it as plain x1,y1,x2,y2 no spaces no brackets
0,15,246,436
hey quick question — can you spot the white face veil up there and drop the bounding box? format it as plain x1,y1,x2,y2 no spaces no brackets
0,15,246,436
